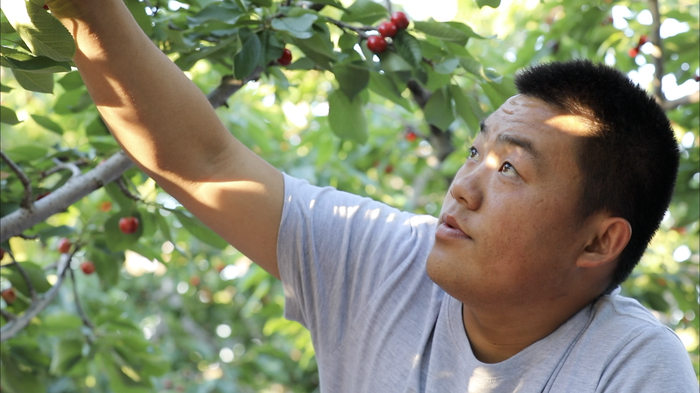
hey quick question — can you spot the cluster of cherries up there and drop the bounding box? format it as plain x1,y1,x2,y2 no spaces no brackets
628,35,648,58
367,11,410,53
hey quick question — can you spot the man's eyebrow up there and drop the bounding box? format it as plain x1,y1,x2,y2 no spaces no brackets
479,119,488,135
497,133,539,160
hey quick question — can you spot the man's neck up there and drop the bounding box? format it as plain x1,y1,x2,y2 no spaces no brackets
461,296,596,364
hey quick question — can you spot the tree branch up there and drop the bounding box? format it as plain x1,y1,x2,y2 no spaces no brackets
649,0,665,104
0,252,72,342
325,17,374,39
662,90,699,111
0,151,134,244
0,150,34,210
207,66,265,109
69,267,95,332
406,80,455,162
7,251,37,302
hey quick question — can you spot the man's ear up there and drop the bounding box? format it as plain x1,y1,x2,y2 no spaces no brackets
577,216,632,268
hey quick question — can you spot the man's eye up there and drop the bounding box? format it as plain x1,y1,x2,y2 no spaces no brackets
468,146,479,159
500,162,519,176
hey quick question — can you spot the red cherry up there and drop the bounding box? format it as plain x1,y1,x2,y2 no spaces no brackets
384,164,394,174
118,216,139,234
638,34,648,46
100,201,112,212
406,131,417,142
80,261,96,275
367,35,387,53
277,48,292,66
43,4,49,10
628,47,639,58
693,75,700,82
1,288,16,304
390,11,409,30
378,21,398,38
57,238,72,254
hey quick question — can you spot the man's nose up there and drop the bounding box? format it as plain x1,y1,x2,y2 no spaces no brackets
448,163,483,211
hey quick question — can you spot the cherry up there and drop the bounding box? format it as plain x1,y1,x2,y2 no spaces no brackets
406,131,417,142
638,35,648,46
390,11,410,30
57,238,72,254
628,47,639,58
81,261,96,275
43,4,49,10
384,164,394,174
378,21,398,38
693,75,700,82
277,48,292,66
100,201,112,212
118,216,139,234
367,35,387,53
189,275,201,286
1,288,16,304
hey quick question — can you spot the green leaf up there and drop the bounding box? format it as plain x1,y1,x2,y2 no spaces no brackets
309,0,345,9
54,89,93,114
172,210,229,249
98,352,153,393
332,62,369,100
125,0,153,35
476,0,501,7
5,261,52,296
43,313,82,335
271,14,318,39
4,144,48,162
367,72,411,111
10,68,53,93
434,58,460,74
413,21,470,45
31,114,63,134
1,54,71,72
87,241,122,289
341,0,387,25
328,89,368,144
449,84,481,136
104,182,136,213
233,33,261,79
249,0,272,6
187,2,243,25
0,105,20,124
0,352,44,393
104,212,143,252
289,34,336,70
377,50,413,72
423,87,454,131
58,71,84,90
0,83,12,92
1,1,75,61
37,225,75,242
393,30,422,68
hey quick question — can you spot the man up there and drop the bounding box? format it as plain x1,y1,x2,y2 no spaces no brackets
48,0,697,391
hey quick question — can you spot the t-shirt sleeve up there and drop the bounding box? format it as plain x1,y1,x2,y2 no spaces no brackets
276,173,437,352
596,324,698,392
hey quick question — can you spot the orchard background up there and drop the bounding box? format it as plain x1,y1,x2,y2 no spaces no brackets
0,0,698,391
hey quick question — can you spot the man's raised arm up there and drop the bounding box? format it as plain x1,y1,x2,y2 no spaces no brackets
48,0,284,278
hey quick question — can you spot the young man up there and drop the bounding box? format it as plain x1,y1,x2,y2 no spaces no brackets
48,1,697,391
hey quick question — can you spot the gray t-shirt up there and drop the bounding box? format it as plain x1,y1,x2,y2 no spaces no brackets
277,174,697,392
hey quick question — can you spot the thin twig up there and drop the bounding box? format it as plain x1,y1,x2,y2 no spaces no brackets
0,252,72,342
325,17,375,39
0,309,16,321
0,150,34,210
69,268,95,331
116,178,142,201
384,0,392,15
7,250,37,301
41,158,87,179
649,0,665,104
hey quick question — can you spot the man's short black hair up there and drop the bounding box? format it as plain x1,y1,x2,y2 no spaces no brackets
514,59,679,291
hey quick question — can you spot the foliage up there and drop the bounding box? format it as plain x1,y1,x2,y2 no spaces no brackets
0,0,698,391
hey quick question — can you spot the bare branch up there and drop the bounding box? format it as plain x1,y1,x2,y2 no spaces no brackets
116,178,142,201
0,151,135,244
1,252,72,342
0,308,17,321
662,91,699,111
207,66,265,109
0,150,34,210
69,268,95,331
649,0,665,104
47,158,85,178
7,250,37,301
325,17,374,39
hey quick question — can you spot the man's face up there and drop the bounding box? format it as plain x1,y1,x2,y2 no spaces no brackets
426,95,594,308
